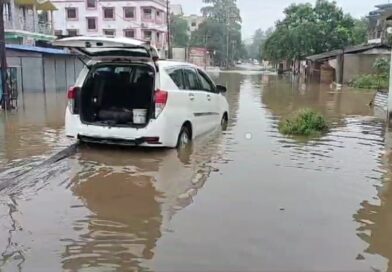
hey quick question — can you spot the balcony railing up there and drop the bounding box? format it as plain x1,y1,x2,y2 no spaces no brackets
4,18,53,35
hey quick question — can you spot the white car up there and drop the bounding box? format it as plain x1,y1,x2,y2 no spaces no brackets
53,36,229,148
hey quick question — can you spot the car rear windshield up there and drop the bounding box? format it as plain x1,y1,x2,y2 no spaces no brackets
88,64,155,85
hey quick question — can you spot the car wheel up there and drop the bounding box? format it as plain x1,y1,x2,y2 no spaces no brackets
177,126,191,149
221,114,228,131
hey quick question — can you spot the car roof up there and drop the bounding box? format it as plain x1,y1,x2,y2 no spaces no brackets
85,59,202,71
157,60,199,70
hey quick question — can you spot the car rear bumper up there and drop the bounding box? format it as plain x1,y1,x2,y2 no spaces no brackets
65,108,178,147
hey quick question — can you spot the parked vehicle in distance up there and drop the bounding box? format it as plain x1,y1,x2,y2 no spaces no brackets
53,36,229,148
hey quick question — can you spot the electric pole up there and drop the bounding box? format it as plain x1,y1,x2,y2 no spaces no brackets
226,9,229,69
0,0,9,110
166,0,172,59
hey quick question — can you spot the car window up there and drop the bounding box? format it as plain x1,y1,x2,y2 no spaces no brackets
167,68,185,89
197,69,216,92
183,68,200,90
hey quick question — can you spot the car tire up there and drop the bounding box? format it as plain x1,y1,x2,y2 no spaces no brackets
177,126,191,149
221,114,228,131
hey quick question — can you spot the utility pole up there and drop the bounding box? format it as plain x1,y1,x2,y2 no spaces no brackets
226,9,230,69
166,0,172,59
204,30,208,70
0,0,9,110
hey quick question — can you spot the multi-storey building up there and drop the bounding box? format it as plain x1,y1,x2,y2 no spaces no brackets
51,0,168,55
367,3,392,44
3,0,56,45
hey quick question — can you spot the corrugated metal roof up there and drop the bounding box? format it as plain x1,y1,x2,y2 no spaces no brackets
306,44,390,62
6,44,69,55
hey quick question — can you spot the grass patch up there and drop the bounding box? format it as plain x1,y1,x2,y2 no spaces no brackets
351,74,388,90
279,109,328,136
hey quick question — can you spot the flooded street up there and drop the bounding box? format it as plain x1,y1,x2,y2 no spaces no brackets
1,71,392,271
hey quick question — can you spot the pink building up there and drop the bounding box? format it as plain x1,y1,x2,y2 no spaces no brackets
51,0,168,55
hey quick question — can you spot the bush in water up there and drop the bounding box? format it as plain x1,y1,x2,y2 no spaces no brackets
279,109,328,136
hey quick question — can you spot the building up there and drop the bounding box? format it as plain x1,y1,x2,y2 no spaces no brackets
51,0,168,56
306,44,390,84
367,3,392,44
184,14,205,33
3,0,57,45
169,4,183,16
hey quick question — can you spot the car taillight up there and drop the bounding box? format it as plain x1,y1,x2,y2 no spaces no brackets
155,89,168,118
67,86,79,114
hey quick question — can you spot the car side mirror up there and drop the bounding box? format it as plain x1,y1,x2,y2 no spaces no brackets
216,85,227,93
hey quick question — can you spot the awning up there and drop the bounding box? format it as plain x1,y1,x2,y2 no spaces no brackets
5,30,56,42
36,0,57,11
15,0,57,11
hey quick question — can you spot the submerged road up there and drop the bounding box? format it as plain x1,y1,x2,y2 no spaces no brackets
0,71,391,271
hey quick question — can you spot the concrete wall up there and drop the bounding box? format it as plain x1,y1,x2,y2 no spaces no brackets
343,54,379,83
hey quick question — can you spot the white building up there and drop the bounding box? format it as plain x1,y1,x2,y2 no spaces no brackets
51,0,168,54
184,14,204,33
169,4,183,16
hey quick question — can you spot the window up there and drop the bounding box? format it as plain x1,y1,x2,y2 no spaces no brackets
124,29,135,38
156,32,160,42
66,7,77,20
67,29,78,36
103,7,114,19
156,10,161,17
167,68,185,89
54,30,63,36
143,30,152,41
103,29,115,37
191,22,196,27
183,69,200,90
143,8,152,20
123,7,135,19
86,0,96,9
197,69,215,92
86,17,97,30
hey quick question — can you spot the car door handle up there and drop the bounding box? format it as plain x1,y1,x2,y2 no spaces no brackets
188,93,195,101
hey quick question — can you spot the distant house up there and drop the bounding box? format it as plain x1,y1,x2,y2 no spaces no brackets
305,3,392,85
306,44,390,84
3,0,57,45
184,14,205,34
367,3,392,44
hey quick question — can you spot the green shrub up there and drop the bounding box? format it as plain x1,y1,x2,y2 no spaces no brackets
351,74,388,90
279,109,328,136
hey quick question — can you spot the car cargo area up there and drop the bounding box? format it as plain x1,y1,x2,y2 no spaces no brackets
80,63,155,127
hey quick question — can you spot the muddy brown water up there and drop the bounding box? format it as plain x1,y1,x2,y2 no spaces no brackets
0,72,391,271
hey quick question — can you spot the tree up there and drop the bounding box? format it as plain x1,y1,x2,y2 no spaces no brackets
195,0,242,66
190,19,227,65
352,17,369,45
263,0,360,63
170,15,189,48
247,27,273,60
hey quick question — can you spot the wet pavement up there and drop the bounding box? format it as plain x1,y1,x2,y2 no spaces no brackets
0,72,391,271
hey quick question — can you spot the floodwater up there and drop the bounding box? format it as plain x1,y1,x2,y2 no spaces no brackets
0,72,391,271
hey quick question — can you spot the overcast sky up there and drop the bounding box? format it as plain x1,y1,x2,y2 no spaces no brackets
170,0,384,39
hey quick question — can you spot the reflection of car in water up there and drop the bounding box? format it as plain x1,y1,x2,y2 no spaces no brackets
62,130,228,271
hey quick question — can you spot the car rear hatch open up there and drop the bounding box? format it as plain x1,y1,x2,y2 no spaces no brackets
52,36,160,62
54,37,161,130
